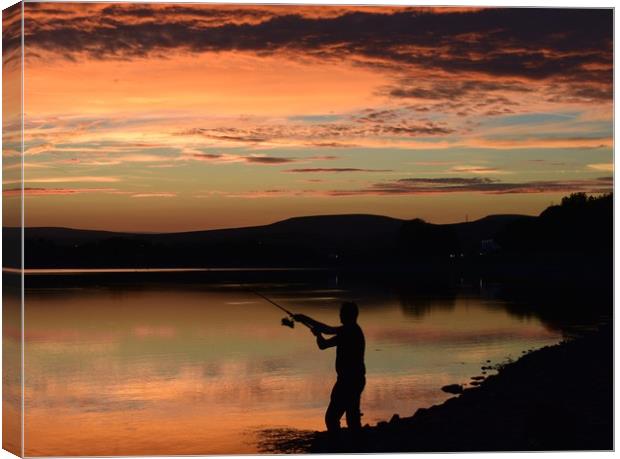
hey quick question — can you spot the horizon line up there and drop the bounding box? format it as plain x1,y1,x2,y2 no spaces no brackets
3,211,537,235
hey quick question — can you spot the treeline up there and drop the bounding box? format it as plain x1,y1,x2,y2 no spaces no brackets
397,193,612,258
496,193,612,255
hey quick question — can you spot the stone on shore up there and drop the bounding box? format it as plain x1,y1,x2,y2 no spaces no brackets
441,384,464,394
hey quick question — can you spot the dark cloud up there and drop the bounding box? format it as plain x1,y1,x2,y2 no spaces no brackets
385,81,531,116
388,80,532,100
190,152,297,164
325,176,612,196
191,153,222,160
179,119,455,144
305,142,358,148
20,6,612,88
2,3,23,67
546,84,614,103
381,123,454,136
355,109,402,123
245,156,296,164
397,177,496,185
181,128,270,143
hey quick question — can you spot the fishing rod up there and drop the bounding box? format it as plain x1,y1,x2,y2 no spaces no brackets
251,290,310,330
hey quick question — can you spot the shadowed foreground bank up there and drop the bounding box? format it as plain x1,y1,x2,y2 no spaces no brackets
259,326,612,453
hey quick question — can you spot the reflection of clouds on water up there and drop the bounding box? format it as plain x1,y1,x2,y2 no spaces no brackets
246,357,293,374
22,282,568,455
133,325,176,338
43,396,147,414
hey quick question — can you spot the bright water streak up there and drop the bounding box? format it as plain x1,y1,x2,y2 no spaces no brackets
20,282,562,455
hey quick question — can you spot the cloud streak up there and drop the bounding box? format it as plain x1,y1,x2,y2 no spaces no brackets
587,163,613,172
285,168,393,173
327,177,612,196
4,176,121,185
212,176,612,199
187,152,336,165
3,187,117,197
131,193,177,198
178,119,455,147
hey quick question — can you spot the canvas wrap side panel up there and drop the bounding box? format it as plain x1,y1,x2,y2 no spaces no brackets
2,2,24,457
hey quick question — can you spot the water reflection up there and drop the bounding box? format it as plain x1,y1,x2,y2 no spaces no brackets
3,279,22,455
23,281,565,455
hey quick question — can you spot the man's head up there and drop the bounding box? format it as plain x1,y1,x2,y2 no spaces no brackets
340,301,359,325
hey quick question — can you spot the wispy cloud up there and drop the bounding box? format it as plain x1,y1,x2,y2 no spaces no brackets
212,176,613,199
326,177,612,196
450,166,505,175
186,151,337,165
3,187,118,196
5,176,121,185
222,189,311,199
177,118,456,149
4,187,179,199
131,192,177,198
284,168,393,173
245,156,297,165
397,177,496,185
587,163,614,172
472,136,612,150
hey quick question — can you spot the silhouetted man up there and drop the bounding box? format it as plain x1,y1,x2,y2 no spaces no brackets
293,302,366,433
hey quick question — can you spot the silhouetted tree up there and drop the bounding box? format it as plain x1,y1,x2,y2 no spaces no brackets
496,192,612,254
561,192,589,207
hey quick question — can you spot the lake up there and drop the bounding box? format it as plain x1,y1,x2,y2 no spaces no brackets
16,276,566,455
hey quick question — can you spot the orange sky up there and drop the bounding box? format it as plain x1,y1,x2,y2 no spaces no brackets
3,3,613,231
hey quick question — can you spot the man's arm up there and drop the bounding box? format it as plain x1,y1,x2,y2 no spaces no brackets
293,314,340,334
314,330,339,350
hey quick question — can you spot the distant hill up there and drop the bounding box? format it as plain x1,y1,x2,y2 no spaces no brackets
4,194,610,270
4,213,528,269
448,214,534,254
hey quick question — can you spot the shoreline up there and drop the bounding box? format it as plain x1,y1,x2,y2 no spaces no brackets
260,325,613,453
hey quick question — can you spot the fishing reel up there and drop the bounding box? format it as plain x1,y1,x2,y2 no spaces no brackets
281,317,295,328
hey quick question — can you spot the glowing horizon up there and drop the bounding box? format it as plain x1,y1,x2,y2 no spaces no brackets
4,4,613,232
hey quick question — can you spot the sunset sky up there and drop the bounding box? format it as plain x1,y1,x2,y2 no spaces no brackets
4,4,614,232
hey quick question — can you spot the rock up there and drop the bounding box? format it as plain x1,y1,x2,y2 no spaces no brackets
471,376,485,381
390,414,400,424
441,384,464,394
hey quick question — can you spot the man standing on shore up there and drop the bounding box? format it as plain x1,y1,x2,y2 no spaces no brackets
294,302,366,434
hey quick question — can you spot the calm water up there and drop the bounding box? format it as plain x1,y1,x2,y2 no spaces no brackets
20,279,564,455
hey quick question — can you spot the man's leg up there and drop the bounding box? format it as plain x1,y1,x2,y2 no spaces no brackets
345,377,365,431
325,380,346,432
